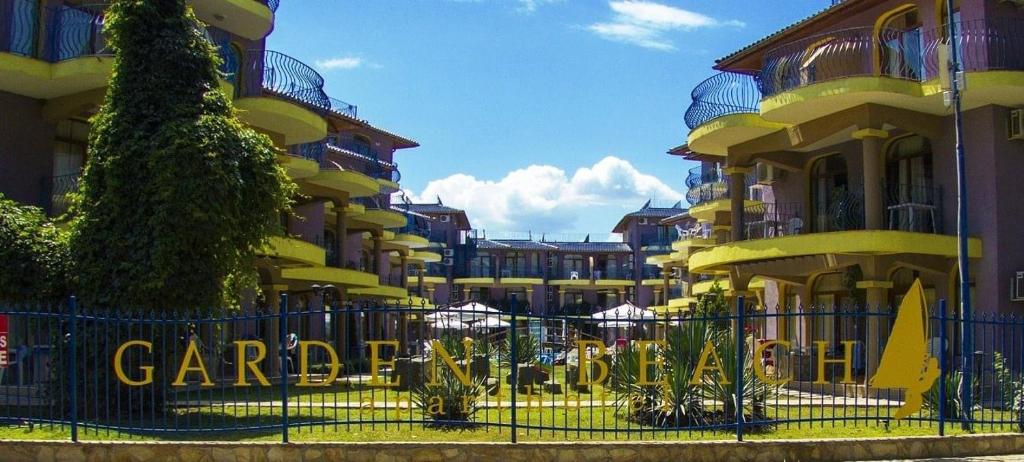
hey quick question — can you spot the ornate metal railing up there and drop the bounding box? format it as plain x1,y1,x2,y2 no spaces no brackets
743,202,804,240
287,139,325,164
685,168,756,206
243,50,330,112
684,71,760,129
757,26,920,98
329,97,358,118
883,183,943,234
922,18,1024,77
809,188,865,233
259,0,281,13
0,0,109,61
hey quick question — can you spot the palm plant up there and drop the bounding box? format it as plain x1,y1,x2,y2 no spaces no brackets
607,320,711,427
697,328,776,427
413,334,486,426
923,369,976,422
498,332,539,367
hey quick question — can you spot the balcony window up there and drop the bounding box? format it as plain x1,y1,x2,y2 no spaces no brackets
885,135,940,233
878,7,924,80
810,154,860,232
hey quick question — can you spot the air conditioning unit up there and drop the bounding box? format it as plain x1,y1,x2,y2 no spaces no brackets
639,218,649,225
1009,109,1024,141
442,257,454,266
748,185,765,202
442,249,455,257
439,214,451,222
1012,272,1024,301
756,163,786,184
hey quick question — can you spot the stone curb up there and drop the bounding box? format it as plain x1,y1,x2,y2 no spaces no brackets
2,433,1023,462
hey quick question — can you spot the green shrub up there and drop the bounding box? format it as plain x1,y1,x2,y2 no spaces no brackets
69,0,294,312
0,195,70,302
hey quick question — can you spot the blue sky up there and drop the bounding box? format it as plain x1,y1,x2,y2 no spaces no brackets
267,0,817,233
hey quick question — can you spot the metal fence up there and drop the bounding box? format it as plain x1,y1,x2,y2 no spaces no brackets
1,297,1022,442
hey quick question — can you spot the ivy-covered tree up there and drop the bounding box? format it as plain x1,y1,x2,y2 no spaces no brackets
693,279,729,318
0,195,70,303
70,0,294,311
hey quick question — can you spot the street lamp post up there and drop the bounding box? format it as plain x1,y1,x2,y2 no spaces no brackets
944,0,973,430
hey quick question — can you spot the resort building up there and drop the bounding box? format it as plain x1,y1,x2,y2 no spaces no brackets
404,199,689,314
0,1,429,349
658,0,1024,374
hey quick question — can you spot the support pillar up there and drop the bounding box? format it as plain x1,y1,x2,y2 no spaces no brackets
400,256,409,290
526,288,534,312
334,201,347,268
333,287,348,363
417,264,425,297
853,128,889,230
725,166,752,243
662,268,671,301
263,284,288,377
372,233,383,275
558,289,565,310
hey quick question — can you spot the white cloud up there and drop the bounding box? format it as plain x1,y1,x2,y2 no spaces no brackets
403,156,684,232
516,0,563,13
589,0,744,51
315,56,365,70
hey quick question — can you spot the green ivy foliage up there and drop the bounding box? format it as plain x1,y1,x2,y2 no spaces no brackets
70,0,294,311
0,195,70,302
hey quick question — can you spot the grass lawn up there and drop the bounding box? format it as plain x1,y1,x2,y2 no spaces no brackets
0,403,1017,443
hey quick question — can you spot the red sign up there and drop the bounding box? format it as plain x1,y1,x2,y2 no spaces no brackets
0,315,7,368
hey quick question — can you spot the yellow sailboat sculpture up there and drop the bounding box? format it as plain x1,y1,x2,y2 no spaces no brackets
869,279,940,419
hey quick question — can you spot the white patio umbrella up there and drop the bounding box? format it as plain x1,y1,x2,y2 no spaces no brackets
436,301,503,321
470,315,510,330
597,320,635,329
431,318,468,330
590,301,655,321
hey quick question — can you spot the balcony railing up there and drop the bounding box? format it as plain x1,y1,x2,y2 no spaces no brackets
411,264,448,278
287,139,325,164
742,202,805,240
351,195,390,210
243,50,330,112
741,184,941,240
684,71,760,130
499,267,546,279
325,141,399,182
41,173,80,216
757,19,1024,98
685,167,756,206
640,265,663,280
883,183,943,234
1,0,108,62
329,97,358,119
259,0,281,13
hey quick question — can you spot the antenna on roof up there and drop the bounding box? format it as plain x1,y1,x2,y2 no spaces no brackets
541,233,546,242
673,200,682,208
436,195,443,205
641,199,651,209
584,234,591,243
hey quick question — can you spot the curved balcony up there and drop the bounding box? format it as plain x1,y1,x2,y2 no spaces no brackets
685,72,760,129
685,166,756,206
192,0,276,41
0,1,112,98
349,196,408,229
757,20,1024,123
684,72,783,155
235,50,328,144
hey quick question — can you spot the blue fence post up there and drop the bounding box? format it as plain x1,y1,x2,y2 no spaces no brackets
509,294,518,444
279,293,289,444
736,295,745,442
68,296,78,443
938,299,947,436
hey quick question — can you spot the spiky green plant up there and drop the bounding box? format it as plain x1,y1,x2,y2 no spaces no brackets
414,335,485,426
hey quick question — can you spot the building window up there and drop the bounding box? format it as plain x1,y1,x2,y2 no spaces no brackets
878,6,923,79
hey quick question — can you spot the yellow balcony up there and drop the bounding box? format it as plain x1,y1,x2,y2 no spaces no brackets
689,230,982,275
349,285,408,300
192,0,275,41
0,54,112,99
280,267,378,288
548,279,633,288
235,96,327,145
689,199,761,222
303,169,380,201
276,154,319,180
408,250,442,263
351,208,408,229
258,236,324,266
390,233,430,249
453,277,495,286
407,275,447,285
